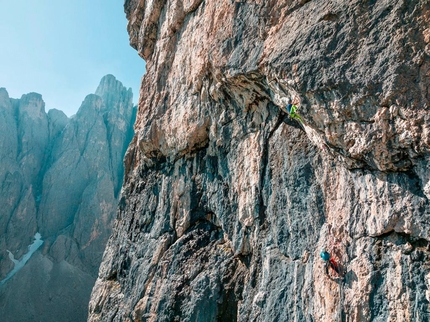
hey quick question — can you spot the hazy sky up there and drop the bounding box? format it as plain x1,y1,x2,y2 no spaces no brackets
0,0,146,116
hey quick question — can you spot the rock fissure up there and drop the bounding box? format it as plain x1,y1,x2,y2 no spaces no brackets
258,110,285,226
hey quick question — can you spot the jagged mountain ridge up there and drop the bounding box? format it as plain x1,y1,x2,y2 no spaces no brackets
0,74,136,322
89,1,430,322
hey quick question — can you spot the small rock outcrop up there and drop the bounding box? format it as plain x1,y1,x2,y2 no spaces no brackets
89,1,430,322
0,75,136,322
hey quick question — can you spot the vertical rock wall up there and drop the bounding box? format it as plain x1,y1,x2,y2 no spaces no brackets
89,1,430,321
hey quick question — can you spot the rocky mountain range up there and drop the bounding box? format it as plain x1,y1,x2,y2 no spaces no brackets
89,1,430,321
0,75,136,322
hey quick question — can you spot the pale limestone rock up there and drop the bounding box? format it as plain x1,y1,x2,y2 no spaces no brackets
89,1,430,321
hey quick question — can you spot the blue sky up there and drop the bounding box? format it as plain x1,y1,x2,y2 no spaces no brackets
0,0,146,116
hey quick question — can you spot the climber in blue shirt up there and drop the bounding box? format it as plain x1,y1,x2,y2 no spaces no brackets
286,98,294,113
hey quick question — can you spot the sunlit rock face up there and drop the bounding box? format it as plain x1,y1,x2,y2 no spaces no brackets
0,75,136,322
89,1,430,321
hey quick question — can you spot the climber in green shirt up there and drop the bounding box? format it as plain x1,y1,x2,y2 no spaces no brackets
286,98,302,122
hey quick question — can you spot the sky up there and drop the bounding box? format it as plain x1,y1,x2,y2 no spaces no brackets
0,0,146,116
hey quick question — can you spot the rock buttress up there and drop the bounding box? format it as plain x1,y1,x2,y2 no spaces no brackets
89,1,430,321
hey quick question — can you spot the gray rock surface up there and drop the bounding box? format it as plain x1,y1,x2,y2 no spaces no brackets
0,75,136,321
89,1,430,321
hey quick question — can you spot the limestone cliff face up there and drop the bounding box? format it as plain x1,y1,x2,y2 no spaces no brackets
89,1,430,321
0,75,136,322
0,91,50,276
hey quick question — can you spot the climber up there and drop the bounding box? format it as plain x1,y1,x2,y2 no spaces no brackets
286,98,296,114
320,248,340,276
285,98,302,122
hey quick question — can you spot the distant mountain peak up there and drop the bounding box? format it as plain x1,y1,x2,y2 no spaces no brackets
19,92,46,120
95,74,133,114
95,74,131,98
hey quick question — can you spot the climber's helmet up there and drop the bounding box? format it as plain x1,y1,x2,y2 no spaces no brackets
320,248,330,261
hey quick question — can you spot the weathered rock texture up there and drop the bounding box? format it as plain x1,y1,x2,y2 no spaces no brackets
0,75,136,322
89,1,430,321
